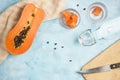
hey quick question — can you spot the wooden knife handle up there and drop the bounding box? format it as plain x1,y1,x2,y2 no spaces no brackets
110,63,120,69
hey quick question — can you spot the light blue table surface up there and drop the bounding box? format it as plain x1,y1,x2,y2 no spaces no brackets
0,0,120,80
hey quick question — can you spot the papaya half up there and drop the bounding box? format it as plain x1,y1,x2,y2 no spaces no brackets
5,3,45,55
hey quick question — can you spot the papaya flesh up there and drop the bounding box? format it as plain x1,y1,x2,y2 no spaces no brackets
62,11,78,28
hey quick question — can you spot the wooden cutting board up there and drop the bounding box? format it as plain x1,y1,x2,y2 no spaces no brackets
82,40,120,80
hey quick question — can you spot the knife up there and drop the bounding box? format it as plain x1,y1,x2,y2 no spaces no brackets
77,63,120,74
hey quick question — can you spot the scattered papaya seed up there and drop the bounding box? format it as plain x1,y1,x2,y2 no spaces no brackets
77,4,79,7
83,8,86,10
46,41,49,44
54,48,57,50
61,46,64,48
69,60,72,62
54,43,57,45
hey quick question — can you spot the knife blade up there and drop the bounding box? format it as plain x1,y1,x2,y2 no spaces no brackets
77,63,120,74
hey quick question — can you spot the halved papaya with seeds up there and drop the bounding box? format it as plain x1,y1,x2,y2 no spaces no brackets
5,3,45,55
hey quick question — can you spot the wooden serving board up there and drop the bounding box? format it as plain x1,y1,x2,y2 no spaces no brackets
82,40,120,80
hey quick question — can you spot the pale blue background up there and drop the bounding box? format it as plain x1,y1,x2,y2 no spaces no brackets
0,0,120,80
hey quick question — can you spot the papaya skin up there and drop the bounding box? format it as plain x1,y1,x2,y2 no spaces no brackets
5,3,45,55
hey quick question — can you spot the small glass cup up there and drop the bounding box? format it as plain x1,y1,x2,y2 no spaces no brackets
87,2,107,23
60,8,80,29
78,29,96,46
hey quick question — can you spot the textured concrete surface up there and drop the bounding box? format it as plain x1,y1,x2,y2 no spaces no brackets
0,0,120,80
